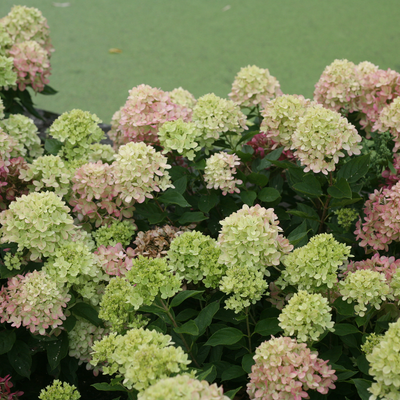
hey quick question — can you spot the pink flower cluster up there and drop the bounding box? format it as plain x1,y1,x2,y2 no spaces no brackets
109,84,190,148
0,375,23,400
382,153,400,188
95,243,135,276
355,181,400,251
0,270,70,335
247,336,337,400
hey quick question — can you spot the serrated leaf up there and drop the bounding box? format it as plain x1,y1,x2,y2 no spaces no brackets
71,302,102,327
176,308,198,322
327,178,352,199
337,370,358,381
221,365,246,381
333,297,355,316
356,354,370,375
178,211,207,224
194,301,220,335
159,189,191,208
174,320,199,336
8,341,31,378
170,290,204,308
197,193,219,213
333,324,360,336
258,187,281,203
173,176,187,194
0,330,16,355
63,315,77,332
254,317,282,336
337,154,370,183
241,190,257,206
205,327,244,346
288,220,309,247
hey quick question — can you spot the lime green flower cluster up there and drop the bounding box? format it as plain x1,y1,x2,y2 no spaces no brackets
0,130,16,162
390,268,400,300
0,191,75,260
158,119,203,160
99,276,149,333
367,318,400,400
0,114,43,160
169,87,197,109
19,155,71,196
361,333,383,356
339,270,392,317
138,374,229,400
0,25,13,57
90,328,190,391
49,109,105,161
39,380,80,400
93,220,136,247
278,233,351,292
278,291,334,342
334,208,359,231
88,143,116,164
3,250,26,271
0,55,17,88
168,231,225,288
0,98,4,119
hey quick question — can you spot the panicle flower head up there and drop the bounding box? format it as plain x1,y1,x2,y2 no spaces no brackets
0,270,70,335
95,243,134,277
229,65,282,108
0,114,43,160
116,84,190,147
246,132,275,158
0,130,16,162
39,380,80,400
261,94,312,149
90,328,190,390
291,104,362,174
8,40,51,92
0,191,75,260
367,318,400,400
0,56,17,88
374,97,400,151
0,24,13,56
113,142,173,204
50,109,105,161
158,119,203,160
0,98,4,120
279,233,351,292
278,291,334,342
93,220,136,247
361,333,383,356
1,6,52,53
168,231,224,288
355,181,400,251
192,93,248,149
138,374,230,400
87,143,116,164
168,87,197,109
3,250,26,271
339,269,392,317
204,152,242,195
0,374,23,400
334,208,359,231
19,155,71,196
247,336,337,400
314,59,361,112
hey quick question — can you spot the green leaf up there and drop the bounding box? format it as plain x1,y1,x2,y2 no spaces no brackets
63,315,77,332
329,197,362,209
334,324,360,336
159,189,191,208
8,341,31,378
45,138,63,155
337,154,370,184
194,301,220,335
337,370,358,381
41,84,58,95
176,308,198,322
288,220,309,248
319,346,342,364
170,290,204,308
46,331,69,371
173,176,188,194
71,302,102,327
254,317,282,336
92,383,127,392
197,365,217,382
247,172,269,187
221,365,246,381
270,159,299,169
236,150,253,162
293,175,323,198
0,330,16,355
356,354,370,375
333,297,355,316
197,193,219,213
286,210,319,221
258,187,281,203
178,212,207,224
224,387,242,400
174,320,199,336
241,190,257,206
265,147,284,161
205,327,244,346
242,353,255,373
134,203,166,224
351,379,372,400
327,178,352,199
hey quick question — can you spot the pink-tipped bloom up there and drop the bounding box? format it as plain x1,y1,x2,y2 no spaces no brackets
95,243,134,276
0,375,23,400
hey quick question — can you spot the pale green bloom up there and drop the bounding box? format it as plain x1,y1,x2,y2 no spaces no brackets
278,233,351,292
169,87,197,109
3,250,25,271
0,25,12,57
390,268,400,300
278,290,334,342
334,208,359,231
88,143,116,163
39,380,80,400
93,220,136,247
339,269,392,317
361,333,383,356
0,55,17,88
0,98,4,119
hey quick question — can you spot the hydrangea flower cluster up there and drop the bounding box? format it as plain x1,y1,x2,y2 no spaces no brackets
38,380,80,400
168,87,197,109
113,84,190,147
113,142,173,203
0,25,13,57
87,143,115,164
382,153,400,189
374,97,400,151
246,132,274,158
260,94,311,149
90,328,190,391
278,291,334,342
93,220,136,247
339,269,392,316
367,318,400,400
0,191,75,260
0,375,23,400
218,205,292,312
0,55,17,88
138,374,229,400
314,59,361,112
0,98,4,119
204,152,242,195
168,231,224,288
0,270,70,335
19,155,71,196
3,250,27,271
247,336,337,400
192,93,248,150
334,208,359,231
158,119,203,160
278,233,351,292
229,65,282,108
0,114,43,160
361,332,383,356
95,243,134,277
291,104,362,174
355,181,400,251
49,109,105,161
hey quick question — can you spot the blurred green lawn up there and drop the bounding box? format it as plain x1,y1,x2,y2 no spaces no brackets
1,0,400,123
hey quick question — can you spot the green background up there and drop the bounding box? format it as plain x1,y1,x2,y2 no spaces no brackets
1,0,400,123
